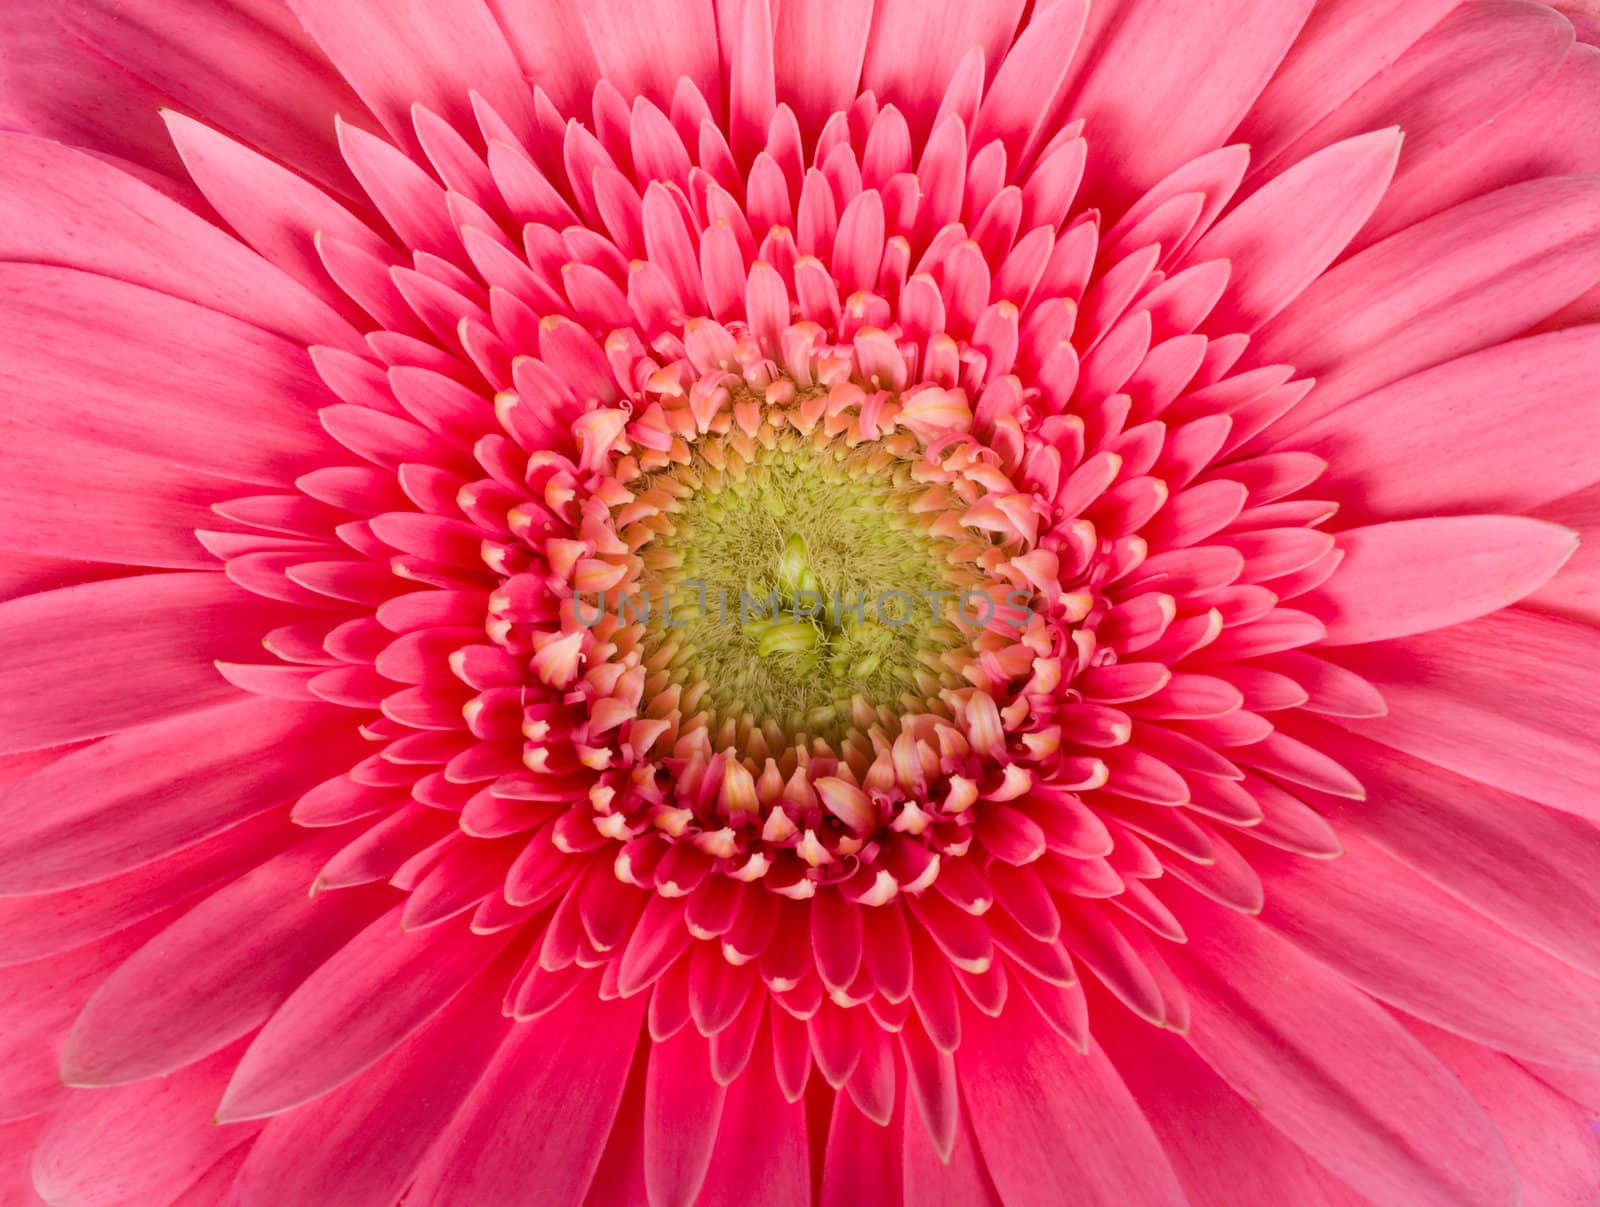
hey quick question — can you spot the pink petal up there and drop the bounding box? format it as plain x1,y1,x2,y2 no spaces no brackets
164,111,390,315
287,0,534,152
0,693,361,891
486,0,598,116
0,575,298,759
1409,1018,1600,1204
1293,327,1600,522
1253,177,1600,443
0,265,335,487
860,0,1026,136
774,0,873,136
959,996,1187,1204
579,0,721,116
64,835,390,1086
1306,724,1600,980
1168,896,1518,1206
218,908,513,1121
0,809,299,969
1527,480,1600,626
1333,610,1600,822
1255,828,1600,1068
970,1,1089,167
0,917,169,1123
0,133,364,353
0,423,227,568
698,1035,810,1205
1276,2,1570,191
32,1042,258,1207
405,988,644,1204
1099,1011,1337,1205
645,1025,729,1207
13,0,370,193
1307,516,1577,645
1190,128,1401,331
1065,0,1315,207
227,968,514,1206
820,1094,903,1207
1237,0,1463,168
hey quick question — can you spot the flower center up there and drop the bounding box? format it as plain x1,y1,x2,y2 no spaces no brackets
632,426,979,747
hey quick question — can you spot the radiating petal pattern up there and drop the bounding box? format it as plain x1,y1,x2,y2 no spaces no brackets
0,1,1598,1204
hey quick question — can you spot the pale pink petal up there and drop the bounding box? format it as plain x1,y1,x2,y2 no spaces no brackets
0,577,300,759
64,836,391,1086
860,0,1026,136
404,989,644,1204
1168,898,1518,1206
1293,327,1600,522
773,0,874,137
1267,1,1571,199
579,0,722,116
1064,0,1315,206
218,909,513,1121
959,996,1187,1205
1360,42,1600,246
1527,480,1600,626
1253,177,1600,443
3,0,369,193
1189,128,1401,331
486,0,599,117
1237,0,1465,168
1306,516,1577,645
1334,610,1600,823
0,917,169,1123
698,1040,810,1206
1098,1012,1341,1205
287,0,534,151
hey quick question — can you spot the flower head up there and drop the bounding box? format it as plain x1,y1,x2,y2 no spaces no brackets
2,1,1600,1204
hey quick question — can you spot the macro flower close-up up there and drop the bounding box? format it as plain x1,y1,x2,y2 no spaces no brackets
4,0,1600,1202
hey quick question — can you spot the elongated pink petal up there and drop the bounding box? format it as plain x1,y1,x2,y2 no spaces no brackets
287,0,533,151
1294,327,1600,521
960,996,1187,1205
228,968,514,1207
1308,516,1577,645
1190,128,1401,331
405,989,644,1204
65,836,391,1086
1168,898,1518,1206
0,576,299,760
1335,610,1600,823
219,909,513,1121
0,265,335,487
33,1043,258,1207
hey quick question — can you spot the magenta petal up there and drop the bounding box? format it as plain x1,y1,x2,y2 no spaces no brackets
0,694,362,891
64,835,391,1086
1168,897,1518,1206
218,908,513,1121
960,995,1186,1205
0,576,300,759
404,988,645,1204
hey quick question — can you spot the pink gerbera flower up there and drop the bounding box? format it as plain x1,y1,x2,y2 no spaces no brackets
4,0,1600,1202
